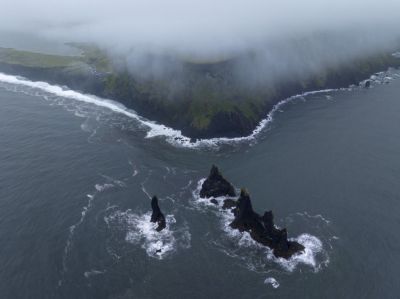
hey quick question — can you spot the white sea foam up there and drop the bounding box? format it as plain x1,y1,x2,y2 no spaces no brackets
61,180,125,280
80,119,92,132
0,72,195,146
0,72,335,148
95,183,114,192
141,183,152,199
2,69,398,148
104,210,191,259
139,170,153,199
392,52,400,58
84,269,106,278
61,192,96,279
128,161,139,177
100,174,127,188
264,277,280,289
296,211,331,225
276,234,324,272
192,179,327,273
74,110,86,118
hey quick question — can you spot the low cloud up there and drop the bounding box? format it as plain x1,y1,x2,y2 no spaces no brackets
1,0,400,83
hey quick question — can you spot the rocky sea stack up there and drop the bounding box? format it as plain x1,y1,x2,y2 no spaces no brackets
150,196,166,232
227,189,304,259
200,166,304,259
200,165,236,200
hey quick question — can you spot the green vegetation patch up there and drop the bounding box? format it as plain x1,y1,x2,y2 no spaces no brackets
66,42,113,73
0,47,80,68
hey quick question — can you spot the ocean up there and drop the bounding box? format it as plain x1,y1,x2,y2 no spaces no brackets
0,69,399,298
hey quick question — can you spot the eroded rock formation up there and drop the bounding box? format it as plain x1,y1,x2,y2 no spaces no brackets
200,165,304,259
150,196,166,232
200,165,236,200
226,189,304,259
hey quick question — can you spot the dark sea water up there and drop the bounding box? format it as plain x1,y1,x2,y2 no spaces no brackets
0,70,400,299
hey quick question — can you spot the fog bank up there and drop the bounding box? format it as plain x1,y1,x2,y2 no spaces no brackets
1,0,400,82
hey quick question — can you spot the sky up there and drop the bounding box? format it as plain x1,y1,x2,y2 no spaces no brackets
1,0,399,81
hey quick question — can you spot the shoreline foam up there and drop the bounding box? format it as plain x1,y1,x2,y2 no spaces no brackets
1,68,398,148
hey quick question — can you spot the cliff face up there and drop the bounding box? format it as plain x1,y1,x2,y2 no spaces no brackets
0,46,399,139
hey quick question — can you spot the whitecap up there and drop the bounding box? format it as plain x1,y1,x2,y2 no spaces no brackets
74,110,86,118
392,52,400,58
128,161,139,177
95,183,114,192
100,175,126,188
192,179,327,273
84,269,106,278
104,210,191,259
264,277,280,289
2,70,397,149
296,211,331,225
273,234,324,272
0,72,335,148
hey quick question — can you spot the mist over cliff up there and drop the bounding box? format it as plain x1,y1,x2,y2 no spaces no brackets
1,0,400,85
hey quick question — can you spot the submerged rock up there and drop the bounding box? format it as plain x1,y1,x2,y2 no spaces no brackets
200,165,236,199
150,196,166,232
226,189,304,259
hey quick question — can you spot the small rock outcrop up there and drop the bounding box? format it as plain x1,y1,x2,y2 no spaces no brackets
364,80,371,88
150,196,166,232
225,189,304,259
200,165,236,199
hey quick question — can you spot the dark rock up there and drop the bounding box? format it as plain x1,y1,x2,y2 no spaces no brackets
229,189,304,259
150,196,166,232
222,198,237,210
364,80,371,88
210,198,219,205
200,165,236,199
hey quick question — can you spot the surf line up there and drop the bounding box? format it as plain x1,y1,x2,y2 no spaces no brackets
0,72,336,148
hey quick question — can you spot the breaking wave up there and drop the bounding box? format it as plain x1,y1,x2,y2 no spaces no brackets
192,179,329,273
1,68,398,148
0,72,334,148
104,210,191,259
264,277,280,289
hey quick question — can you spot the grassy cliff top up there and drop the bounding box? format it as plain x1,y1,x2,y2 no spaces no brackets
65,43,113,73
0,47,80,68
0,44,113,72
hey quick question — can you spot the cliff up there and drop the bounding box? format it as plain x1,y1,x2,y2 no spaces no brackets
0,45,399,139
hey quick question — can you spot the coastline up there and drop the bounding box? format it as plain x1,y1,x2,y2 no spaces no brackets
1,69,398,149
0,48,399,141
